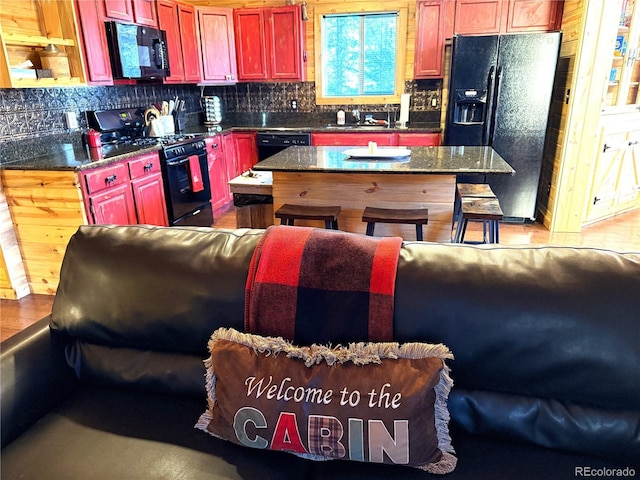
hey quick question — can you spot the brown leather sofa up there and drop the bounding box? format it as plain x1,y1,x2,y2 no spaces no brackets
2,225,639,479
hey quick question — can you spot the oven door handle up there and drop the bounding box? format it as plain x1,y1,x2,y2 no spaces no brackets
166,158,190,167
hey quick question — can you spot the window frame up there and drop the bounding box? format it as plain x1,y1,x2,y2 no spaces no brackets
313,3,408,106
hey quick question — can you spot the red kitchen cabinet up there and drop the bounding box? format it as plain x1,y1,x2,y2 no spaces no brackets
414,1,453,79
396,133,442,146
234,132,259,174
90,184,138,225
81,153,168,226
311,133,396,146
454,0,563,35
206,136,231,211
234,5,306,82
82,163,137,225
157,0,184,83
198,7,237,84
178,3,202,83
132,0,157,27
104,0,134,22
455,0,503,34
129,152,168,226
158,0,202,83
75,0,113,85
222,133,238,180
505,0,563,33
267,6,306,81
233,8,268,81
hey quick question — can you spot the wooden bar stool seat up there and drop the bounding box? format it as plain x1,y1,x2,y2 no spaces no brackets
453,183,497,229
362,207,429,241
274,204,341,229
453,197,503,244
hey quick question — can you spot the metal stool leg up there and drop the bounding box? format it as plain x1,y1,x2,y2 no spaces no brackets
366,222,375,236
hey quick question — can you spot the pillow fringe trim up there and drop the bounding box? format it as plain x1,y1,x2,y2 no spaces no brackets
197,327,456,474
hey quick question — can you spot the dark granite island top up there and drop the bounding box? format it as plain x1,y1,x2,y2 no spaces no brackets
252,146,515,175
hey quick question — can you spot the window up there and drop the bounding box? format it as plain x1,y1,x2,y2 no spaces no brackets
314,4,408,105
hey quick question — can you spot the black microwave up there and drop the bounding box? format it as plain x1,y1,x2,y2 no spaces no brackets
105,21,170,80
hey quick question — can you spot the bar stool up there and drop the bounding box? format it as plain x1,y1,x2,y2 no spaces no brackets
453,183,497,226
452,197,503,244
362,207,429,241
274,204,341,229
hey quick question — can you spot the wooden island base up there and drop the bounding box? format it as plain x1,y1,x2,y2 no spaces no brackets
272,172,455,242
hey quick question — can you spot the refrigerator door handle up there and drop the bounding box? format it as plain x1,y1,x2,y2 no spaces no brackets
483,66,496,145
488,65,503,146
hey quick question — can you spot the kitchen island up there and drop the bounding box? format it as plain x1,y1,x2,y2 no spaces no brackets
252,146,515,242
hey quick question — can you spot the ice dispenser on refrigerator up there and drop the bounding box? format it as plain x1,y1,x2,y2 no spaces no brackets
452,89,486,124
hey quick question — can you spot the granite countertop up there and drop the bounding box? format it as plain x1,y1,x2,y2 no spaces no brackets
0,120,442,171
251,146,516,175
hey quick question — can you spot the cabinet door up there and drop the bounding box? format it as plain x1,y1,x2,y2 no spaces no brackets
234,8,268,81
75,0,113,85
310,133,396,146
177,3,202,83
222,133,239,182
157,0,185,83
266,6,306,81
207,137,231,210
132,0,157,27
414,1,449,78
455,0,504,35
89,184,137,225
131,173,168,226
198,7,237,84
234,132,259,173
396,133,442,146
617,129,640,207
104,0,134,22
505,0,563,33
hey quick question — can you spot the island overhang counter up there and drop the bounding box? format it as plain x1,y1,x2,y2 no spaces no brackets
252,146,515,242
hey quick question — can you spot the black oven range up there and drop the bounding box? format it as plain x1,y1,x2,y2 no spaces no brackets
86,108,213,227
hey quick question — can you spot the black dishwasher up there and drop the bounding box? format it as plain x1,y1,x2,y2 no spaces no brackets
256,132,311,161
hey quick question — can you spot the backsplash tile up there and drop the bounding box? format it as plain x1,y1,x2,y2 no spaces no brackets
0,79,442,144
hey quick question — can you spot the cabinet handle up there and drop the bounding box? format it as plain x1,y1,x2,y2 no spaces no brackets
144,162,154,171
593,196,601,205
603,143,611,153
105,174,117,184
629,140,639,146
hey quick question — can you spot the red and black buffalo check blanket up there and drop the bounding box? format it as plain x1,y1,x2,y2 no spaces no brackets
244,225,403,344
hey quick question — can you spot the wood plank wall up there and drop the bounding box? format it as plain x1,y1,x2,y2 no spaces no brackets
190,0,419,80
0,170,85,295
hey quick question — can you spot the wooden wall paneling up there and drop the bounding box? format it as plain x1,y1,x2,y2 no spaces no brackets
1,170,85,295
0,188,29,299
545,0,622,232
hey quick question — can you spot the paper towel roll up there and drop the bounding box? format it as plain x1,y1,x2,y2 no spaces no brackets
399,93,410,127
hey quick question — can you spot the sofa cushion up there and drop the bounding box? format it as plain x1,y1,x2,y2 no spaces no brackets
196,328,456,474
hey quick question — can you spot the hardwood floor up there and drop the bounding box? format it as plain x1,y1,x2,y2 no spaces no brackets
1,207,638,343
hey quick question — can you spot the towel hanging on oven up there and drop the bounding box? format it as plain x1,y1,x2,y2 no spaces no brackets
187,155,204,193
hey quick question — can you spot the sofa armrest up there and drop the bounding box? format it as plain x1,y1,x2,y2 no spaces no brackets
1,316,77,447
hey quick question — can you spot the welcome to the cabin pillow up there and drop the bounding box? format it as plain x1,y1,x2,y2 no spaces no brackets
195,328,456,474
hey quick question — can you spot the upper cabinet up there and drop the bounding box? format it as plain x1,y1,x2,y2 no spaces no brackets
234,5,306,82
605,0,640,110
454,0,563,35
414,1,455,78
0,0,86,88
197,7,237,85
103,0,157,26
157,0,201,84
75,0,113,85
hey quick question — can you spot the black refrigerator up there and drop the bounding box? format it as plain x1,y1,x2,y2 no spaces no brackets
444,32,561,221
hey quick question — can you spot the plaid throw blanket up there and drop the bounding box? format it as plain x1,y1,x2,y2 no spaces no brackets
244,225,403,344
